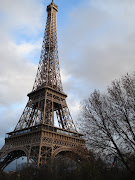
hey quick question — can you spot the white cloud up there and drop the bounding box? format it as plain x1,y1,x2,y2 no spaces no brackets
0,0,44,35
0,0,44,150
0,33,39,149
16,42,40,55
0,32,37,105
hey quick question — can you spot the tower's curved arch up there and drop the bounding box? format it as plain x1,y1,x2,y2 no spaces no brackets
0,147,29,159
52,146,83,162
0,147,29,170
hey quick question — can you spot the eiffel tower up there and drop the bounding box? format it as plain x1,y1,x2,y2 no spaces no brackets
0,0,85,170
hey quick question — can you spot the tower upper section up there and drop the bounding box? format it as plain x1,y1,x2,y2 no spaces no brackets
32,0,63,92
13,0,78,134
47,1,58,12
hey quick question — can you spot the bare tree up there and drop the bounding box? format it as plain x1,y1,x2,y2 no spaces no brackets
80,73,135,175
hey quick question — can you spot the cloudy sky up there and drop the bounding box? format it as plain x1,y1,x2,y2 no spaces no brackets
0,0,135,150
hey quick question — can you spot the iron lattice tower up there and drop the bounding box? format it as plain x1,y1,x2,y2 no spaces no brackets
0,0,85,170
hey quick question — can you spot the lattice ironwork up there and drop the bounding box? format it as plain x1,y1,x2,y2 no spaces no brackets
33,1,62,92
14,0,77,132
0,150,26,171
0,0,86,170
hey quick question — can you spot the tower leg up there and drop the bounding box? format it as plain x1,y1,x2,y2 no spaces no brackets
27,157,29,166
38,145,42,168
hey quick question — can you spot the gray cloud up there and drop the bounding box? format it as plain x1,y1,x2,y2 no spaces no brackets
1,0,135,148
60,0,135,95
0,105,24,148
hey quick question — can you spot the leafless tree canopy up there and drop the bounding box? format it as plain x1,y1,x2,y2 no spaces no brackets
80,73,135,174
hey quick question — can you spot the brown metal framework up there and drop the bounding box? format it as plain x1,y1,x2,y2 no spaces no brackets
0,0,85,170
